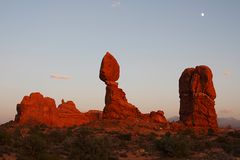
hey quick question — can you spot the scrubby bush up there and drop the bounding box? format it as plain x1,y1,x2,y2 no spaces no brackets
179,128,196,138
47,130,66,144
207,128,215,136
0,129,10,145
227,130,240,138
214,133,240,157
155,132,191,157
117,133,132,141
22,134,47,158
65,126,117,160
37,152,60,160
146,132,157,141
221,139,240,155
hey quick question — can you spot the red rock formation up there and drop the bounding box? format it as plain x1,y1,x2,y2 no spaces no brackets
85,110,103,121
57,101,89,127
179,65,218,128
15,92,58,126
15,92,100,127
100,52,141,119
149,111,167,123
100,52,120,82
15,52,168,126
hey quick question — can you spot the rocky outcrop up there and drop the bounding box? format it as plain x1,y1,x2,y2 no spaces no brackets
149,111,167,123
100,52,141,119
14,52,169,126
15,92,100,127
142,110,167,124
57,100,89,127
15,92,58,126
85,110,103,121
99,52,167,123
179,65,218,128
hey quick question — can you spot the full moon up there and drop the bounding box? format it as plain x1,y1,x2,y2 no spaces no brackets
201,13,205,17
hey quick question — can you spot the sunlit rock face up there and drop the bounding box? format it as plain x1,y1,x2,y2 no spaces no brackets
15,92,58,126
99,52,167,123
99,52,120,82
15,52,168,126
100,52,141,119
179,65,218,128
15,92,100,127
57,100,89,127
149,111,167,123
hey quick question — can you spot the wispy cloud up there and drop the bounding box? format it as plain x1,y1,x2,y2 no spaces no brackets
223,70,232,77
50,74,71,80
219,109,232,114
112,0,121,7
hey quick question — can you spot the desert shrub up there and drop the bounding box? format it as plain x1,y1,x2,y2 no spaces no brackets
216,136,228,143
37,152,60,160
75,126,93,138
29,125,45,136
155,132,191,157
179,128,196,138
47,130,66,144
65,126,117,160
227,130,240,138
0,129,10,145
207,128,215,136
117,133,132,141
66,127,73,137
221,139,240,155
69,136,116,160
146,132,157,141
214,134,240,156
18,133,48,159
205,152,233,160
233,148,240,157
136,133,157,153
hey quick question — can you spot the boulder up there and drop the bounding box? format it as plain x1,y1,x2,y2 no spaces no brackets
99,52,120,82
149,110,167,123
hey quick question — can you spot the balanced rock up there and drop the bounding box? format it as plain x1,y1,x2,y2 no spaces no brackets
179,65,218,128
99,52,120,82
100,52,141,119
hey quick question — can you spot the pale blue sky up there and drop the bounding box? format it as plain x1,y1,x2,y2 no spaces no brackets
0,0,240,124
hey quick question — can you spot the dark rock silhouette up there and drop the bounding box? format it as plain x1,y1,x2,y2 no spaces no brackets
100,52,141,119
179,65,218,128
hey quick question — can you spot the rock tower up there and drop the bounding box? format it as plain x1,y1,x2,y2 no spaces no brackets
100,52,141,119
179,65,218,128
